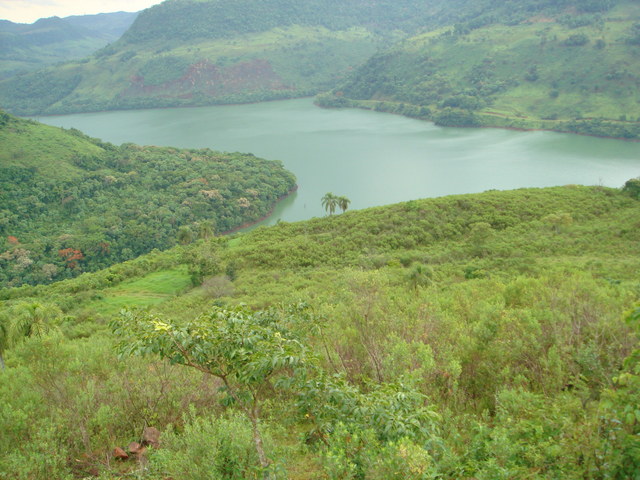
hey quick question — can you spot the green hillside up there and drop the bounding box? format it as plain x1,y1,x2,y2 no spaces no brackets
319,0,640,139
0,0,573,116
1,183,639,478
0,110,296,287
0,13,137,79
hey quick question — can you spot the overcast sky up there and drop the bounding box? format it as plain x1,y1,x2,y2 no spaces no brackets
0,0,164,24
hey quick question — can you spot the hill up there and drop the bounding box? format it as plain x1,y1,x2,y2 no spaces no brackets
0,0,535,116
0,183,639,478
0,12,137,79
0,110,296,287
318,0,640,139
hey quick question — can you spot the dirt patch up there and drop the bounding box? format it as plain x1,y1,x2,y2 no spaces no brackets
125,58,292,98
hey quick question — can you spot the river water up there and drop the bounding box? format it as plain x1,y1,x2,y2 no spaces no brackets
38,98,640,225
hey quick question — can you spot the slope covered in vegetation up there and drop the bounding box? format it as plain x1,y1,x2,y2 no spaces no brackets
0,0,596,116
319,0,640,139
0,110,296,287
1,183,639,478
0,12,137,79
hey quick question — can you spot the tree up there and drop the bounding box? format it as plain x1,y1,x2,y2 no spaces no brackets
321,193,338,216
0,302,61,369
0,315,8,370
406,263,434,293
111,306,312,476
10,302,61,340
177,226,194,245
622,177,640,199
337,196,351,214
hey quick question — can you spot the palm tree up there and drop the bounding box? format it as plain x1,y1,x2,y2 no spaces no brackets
0,302,60,370
321,192,338,216
9,302,61,342
337,196,351,213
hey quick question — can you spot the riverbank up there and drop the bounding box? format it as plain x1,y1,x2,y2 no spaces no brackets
219,185,299,236
315,95,640,142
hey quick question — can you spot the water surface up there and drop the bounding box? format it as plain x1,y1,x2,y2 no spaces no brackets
38,98,640,225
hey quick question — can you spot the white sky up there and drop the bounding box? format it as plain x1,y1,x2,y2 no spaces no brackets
0,0,164,24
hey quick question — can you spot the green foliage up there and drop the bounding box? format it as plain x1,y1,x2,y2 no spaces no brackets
598,306,640,478
152,410,272,480
329,0,640,138
0,112,296,288
1,184,640,477
0,13,137,80
622,177,640,199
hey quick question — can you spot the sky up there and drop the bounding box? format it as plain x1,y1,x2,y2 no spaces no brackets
0,0,164,24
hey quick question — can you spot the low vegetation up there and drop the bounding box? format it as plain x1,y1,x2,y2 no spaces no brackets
1,183,639,478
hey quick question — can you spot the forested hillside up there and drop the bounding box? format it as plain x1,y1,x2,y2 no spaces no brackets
0,12,137,79
3,0,639,127
0,0,579,116
0,183,639,478
319,0,640,139
0,110,296,287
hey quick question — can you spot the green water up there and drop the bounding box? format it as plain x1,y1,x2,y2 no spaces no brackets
39,98,640,225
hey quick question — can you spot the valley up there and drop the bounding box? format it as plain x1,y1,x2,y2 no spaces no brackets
0,0,639,478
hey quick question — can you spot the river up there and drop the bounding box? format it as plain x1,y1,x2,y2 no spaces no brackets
37,98,640,226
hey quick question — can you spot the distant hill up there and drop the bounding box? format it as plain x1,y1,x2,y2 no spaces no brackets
0,110,296,287
318,0,640,139
0,0,496,115
0,12,137,79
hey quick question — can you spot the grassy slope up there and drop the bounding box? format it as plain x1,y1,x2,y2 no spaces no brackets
0,114,101,179
320,1,640,138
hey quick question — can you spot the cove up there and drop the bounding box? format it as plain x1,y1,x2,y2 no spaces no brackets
37,98,640,226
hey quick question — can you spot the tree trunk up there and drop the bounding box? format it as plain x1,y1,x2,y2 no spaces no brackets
248,409,273,479
0,353,4,370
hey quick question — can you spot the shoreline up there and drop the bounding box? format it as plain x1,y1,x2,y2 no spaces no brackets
27,95,640,142
24,94,317,119
315,99,640,143
218,185,298,236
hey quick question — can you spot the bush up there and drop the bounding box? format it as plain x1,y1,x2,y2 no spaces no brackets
152,411,278,480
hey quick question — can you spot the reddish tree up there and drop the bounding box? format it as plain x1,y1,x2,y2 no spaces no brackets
7,236,19,245
58,248,84,269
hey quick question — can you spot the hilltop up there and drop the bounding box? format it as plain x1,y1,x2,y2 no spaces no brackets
0,110,296,287
0,12,137,79
319,0,640,139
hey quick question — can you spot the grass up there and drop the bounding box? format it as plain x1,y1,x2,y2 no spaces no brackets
86,266,191,315
0,120,102,180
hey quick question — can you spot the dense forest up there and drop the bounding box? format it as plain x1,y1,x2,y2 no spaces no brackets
0,12,137,79
0,183,639,478
319,0,640,139
0,110,296,287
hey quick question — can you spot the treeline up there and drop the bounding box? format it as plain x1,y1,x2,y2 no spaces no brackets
0,113,296,288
